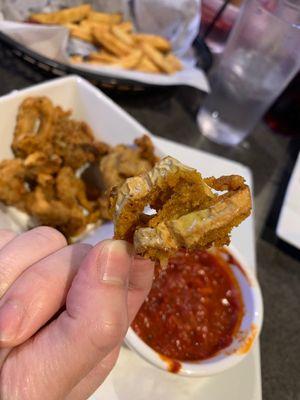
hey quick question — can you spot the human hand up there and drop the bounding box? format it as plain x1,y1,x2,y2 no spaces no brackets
0,227,154,400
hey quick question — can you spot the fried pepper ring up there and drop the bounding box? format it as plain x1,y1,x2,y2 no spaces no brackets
110,156,252,266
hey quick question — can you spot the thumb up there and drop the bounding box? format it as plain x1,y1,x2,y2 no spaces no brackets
1,240,132,400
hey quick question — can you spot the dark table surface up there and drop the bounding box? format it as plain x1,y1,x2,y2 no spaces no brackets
0,47,299,400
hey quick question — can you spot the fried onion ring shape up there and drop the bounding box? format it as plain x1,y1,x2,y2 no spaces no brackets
110,156,252,266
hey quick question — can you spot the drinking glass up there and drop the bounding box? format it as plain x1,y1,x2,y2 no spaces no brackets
197,0,300,146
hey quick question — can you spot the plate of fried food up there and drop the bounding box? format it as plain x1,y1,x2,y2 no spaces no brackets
0,76,262,400
0,2,209,90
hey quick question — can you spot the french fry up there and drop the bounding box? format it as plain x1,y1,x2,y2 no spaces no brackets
93,28,132,57
69,55,83,63
31,5,183,75
88,50,142,70
165,53,182,71
116,50,142,69
64,23,94,43
30,4,91,25
117,21,134,33
80,19,110,32
89,51,119,64
111,25,135,46
88,11,122,24
133,33,171,52
135,56,160,73
140,43,175,74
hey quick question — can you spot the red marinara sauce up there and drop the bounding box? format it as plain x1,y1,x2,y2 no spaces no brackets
132,249,244,362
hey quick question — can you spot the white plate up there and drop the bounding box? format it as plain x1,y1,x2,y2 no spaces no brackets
276,152,300,249
0,76,261,400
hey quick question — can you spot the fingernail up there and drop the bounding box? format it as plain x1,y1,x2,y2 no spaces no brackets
0,299,24,343
99,240,133,286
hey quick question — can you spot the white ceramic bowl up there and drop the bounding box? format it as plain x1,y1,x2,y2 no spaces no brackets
125,246,263,377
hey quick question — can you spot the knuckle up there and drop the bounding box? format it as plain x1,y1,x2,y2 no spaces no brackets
30,226,67,247
88,316,127,353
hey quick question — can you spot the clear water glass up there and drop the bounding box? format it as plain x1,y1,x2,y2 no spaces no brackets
197,0,300,146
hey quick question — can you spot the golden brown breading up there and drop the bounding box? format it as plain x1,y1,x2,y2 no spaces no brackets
24,152,62,179
97,136,158,219
110,156,252,265
29,4,92,25
56,166,94,212
25,186,86,238
12,96,110,169
0,159,26,206
1,94,159,241
51,117,110,169
12,97,57,157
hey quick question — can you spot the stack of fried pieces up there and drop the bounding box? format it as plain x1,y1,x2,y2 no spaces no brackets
29,4,182,74
0,96,158,240
111,157,252,265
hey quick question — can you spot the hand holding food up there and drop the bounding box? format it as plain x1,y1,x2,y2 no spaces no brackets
110,156,252,265
0,227,154,400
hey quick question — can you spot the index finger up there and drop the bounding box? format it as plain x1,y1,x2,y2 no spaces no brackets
0,226,67,298
0,230,17,250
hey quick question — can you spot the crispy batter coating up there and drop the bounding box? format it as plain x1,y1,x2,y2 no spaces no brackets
25,186,86,238
0,95,158,241
29,4,92,25
0,159,26,206
98,134,158,219
111,156,252,265
12,97,110,169
24,152,62,179
24,167,96,238
12,97,57,157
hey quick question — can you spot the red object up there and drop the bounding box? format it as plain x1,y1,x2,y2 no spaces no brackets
132,249,244,362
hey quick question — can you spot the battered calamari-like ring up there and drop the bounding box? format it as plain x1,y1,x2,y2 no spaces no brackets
12,97,58,157
111,156,252,266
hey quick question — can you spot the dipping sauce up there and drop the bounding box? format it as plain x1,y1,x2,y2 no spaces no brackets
132,249,244,361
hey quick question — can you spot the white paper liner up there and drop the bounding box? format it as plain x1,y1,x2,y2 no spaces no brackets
0,0,209,91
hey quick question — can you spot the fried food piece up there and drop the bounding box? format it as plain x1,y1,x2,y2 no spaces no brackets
140,43,176,74
117,21,133,33
80,19,110,31
93,29,132,57
100,136,157,190
70,54,84,63
133,33,171,52
12,97,57,157
110,157,252,266
165,53,182,72
0,159,26,206
88,51,119,64
25,167,96,238
65,23,94,43
98,135,157,219
89,50,142,70
111,25,135,47
56,166,93,212
87,11,122,24
12,96,109,169
24,152,62,179
134,135,158,165
29,4,91,25
51,116,109,169
135,56,160,73
25,186,86,238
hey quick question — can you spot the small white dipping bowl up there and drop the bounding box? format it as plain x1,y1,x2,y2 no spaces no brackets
125,246,263,377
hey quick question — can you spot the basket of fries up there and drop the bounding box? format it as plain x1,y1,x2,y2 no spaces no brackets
0,1,211,91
